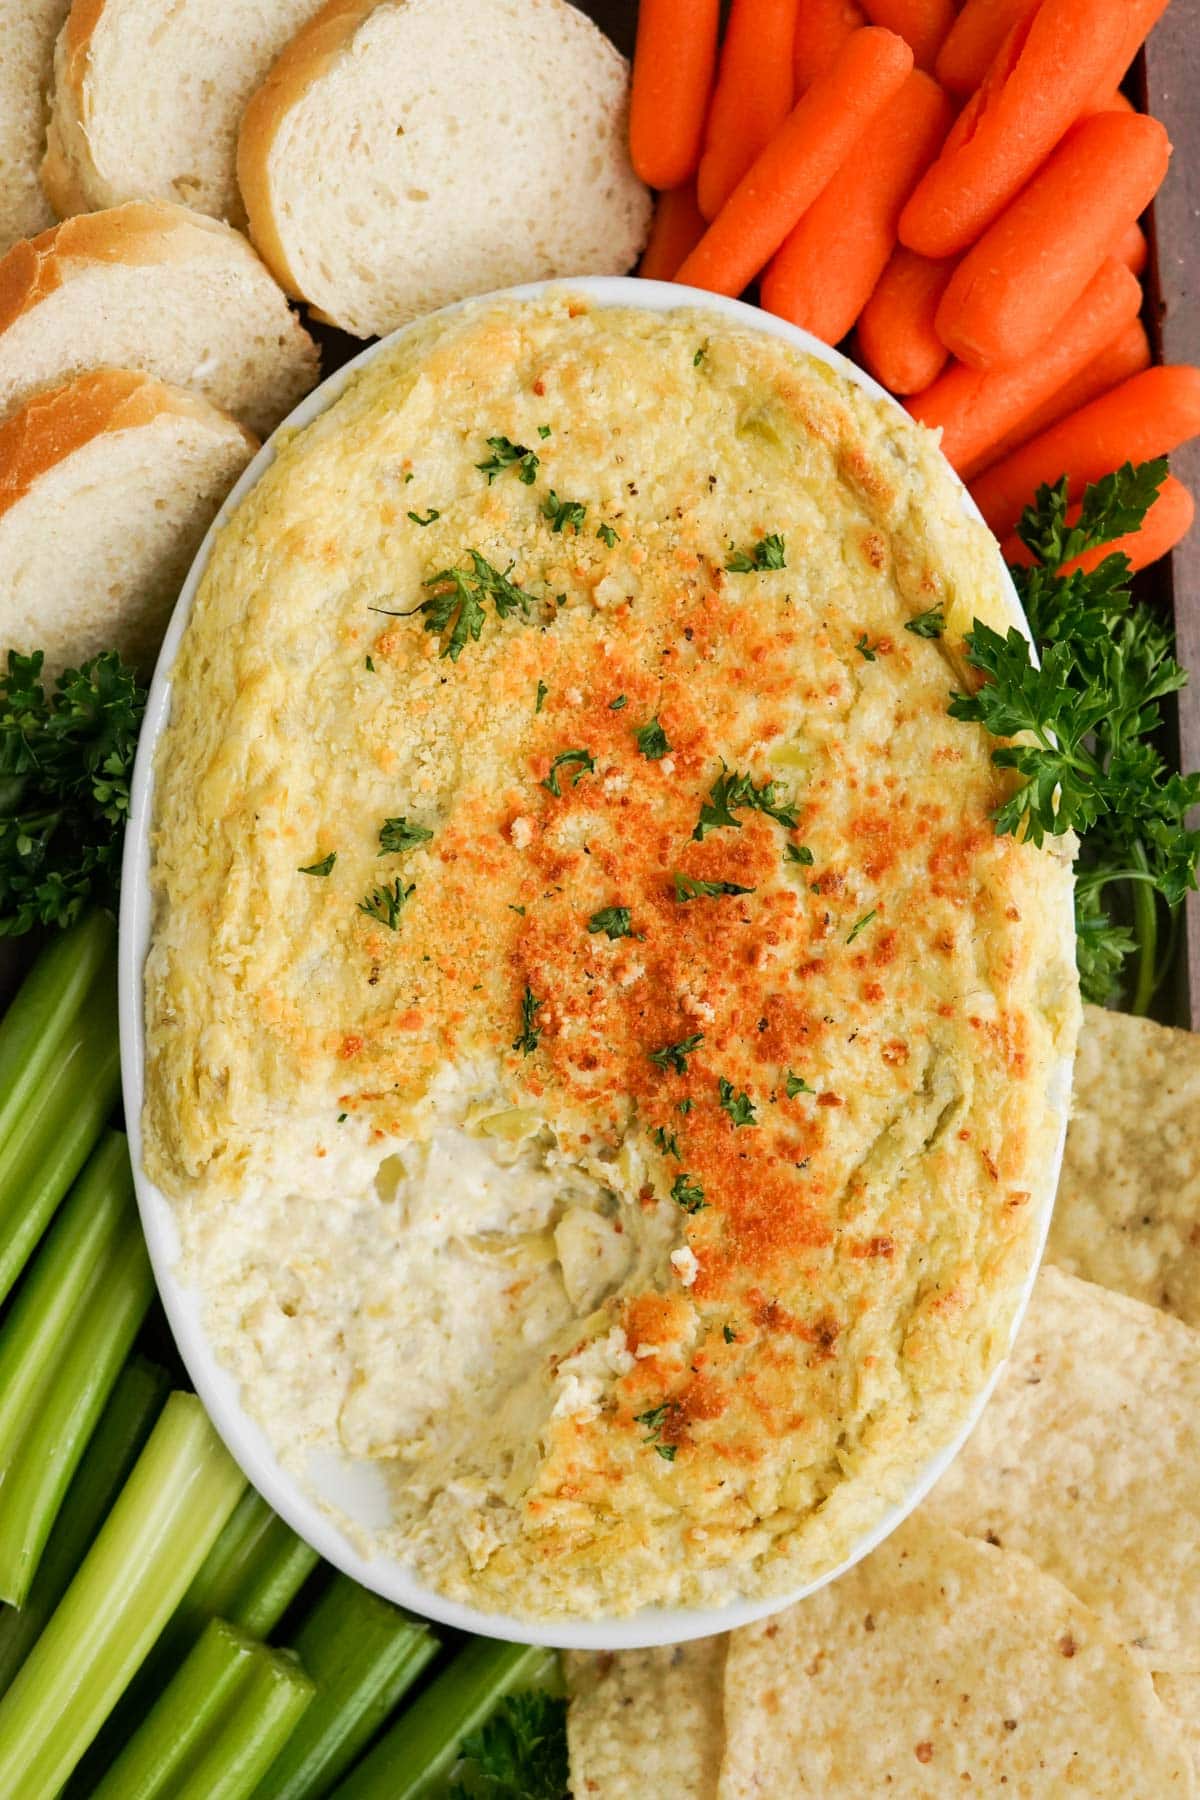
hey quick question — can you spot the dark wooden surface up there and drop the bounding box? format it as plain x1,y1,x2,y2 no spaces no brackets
1143,12,1200,1026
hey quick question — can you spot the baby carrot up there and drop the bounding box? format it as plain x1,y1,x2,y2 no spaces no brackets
978,318,1151,470
761,70,953,343
1096,0,1172,95
1080,89,1135,118
698,0,798,219
934,0,1037,94
638,184,708,282
1114,221,1149,277
900,0,1130,258
909,260,1143,478
630,0,721,190
1003,476,1194,574
935,112,1171,369
861,0,956,70
676,27,914,298
969,366,1200,537
856,247,955,392
794,0,866,92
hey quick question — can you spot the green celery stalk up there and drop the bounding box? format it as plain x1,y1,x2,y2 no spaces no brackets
91,1617,314,1800
171,1486,323,1645
0,910,114,1153
333,1639,558,1800
0,954,120,1304
0,1390,246,1795
0,1131,155,1605
252,1577,438,1800
0,1354,168,1697
75,1482,322,1789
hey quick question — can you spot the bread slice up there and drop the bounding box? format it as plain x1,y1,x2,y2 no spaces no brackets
0,0,71,255
42,0,329,226
238,0,651,337
0,203,319,438
0,369,255,678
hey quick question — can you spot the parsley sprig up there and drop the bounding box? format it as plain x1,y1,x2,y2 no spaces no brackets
448,1689,568,1800
374,551,539,662
726,534,786,572
358,878,414,931
476,435,540,486
694,765,798,840
952,460,1200,1010
0,651,145,935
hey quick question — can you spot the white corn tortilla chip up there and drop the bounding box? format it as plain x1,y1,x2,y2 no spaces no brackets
1048,1004,1200,1325
1157,1673,1200,1782
924,1265,1200,1670
566,1635,725,1800
717,1517,1194,1797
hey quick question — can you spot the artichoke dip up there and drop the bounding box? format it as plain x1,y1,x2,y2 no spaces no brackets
144,293,1079,1620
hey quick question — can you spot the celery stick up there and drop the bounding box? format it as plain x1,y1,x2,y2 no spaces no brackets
334,1640,558,1800
0,962,121,1303
0,910,114,1155
0,1131,154,1605
0,1357,168,1697
0,1391,246,1796
91,1618,314,1800
253,1577,438,1800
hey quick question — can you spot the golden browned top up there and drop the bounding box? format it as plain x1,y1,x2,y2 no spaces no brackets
144,294,1078,1616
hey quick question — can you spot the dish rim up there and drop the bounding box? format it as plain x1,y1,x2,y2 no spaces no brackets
118,274,1074,1651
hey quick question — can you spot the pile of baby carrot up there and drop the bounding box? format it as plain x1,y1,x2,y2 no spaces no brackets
631,0,1198,567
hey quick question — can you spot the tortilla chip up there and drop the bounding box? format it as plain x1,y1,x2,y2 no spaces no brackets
924,1265,1200,1671
566,1636,725,1800
1157,1673,1200,1782
717,1517,1194,1797
1048,1004,1200,1326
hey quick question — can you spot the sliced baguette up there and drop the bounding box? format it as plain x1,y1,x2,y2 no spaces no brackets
0,369,255,678
0,0,72,255
42,0,329,226
0,203,318,438
238,0,651,337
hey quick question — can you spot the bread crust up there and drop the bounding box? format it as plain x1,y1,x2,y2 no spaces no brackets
0,368,256,519
40,0,107,218
237,0,376,301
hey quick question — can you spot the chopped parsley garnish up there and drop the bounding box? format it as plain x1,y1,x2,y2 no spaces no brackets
377,551,540,662
537,424,552,440
906,606,947,638
587,905,633,939
649,1032,704,1075
512,987,543,1056
535,679,548,714
378,816,433,855
785,1070,816,1097
673,872,755,902
846,908,877,943
338,1112,348,1123
542,748,595,797
855,634,877,661
596,523,619,548
357,878,414,930
718,1077,757,1128
694,343,708,366
670,1173,707,1214
725,534,786,573
364,655,375,671
634,1402,680,1460
407,508,440,527
298,852,336,877
952,458,1200,1011
609,695,628,711
634,716,671,760
677,1097,695,1115
448,1689,568,1800
508,904,526,916
694,765,798,840
723,1324,737,1343
542,491,587,534
477,435,539,486
653,1126,682,1160
785,843,814,866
